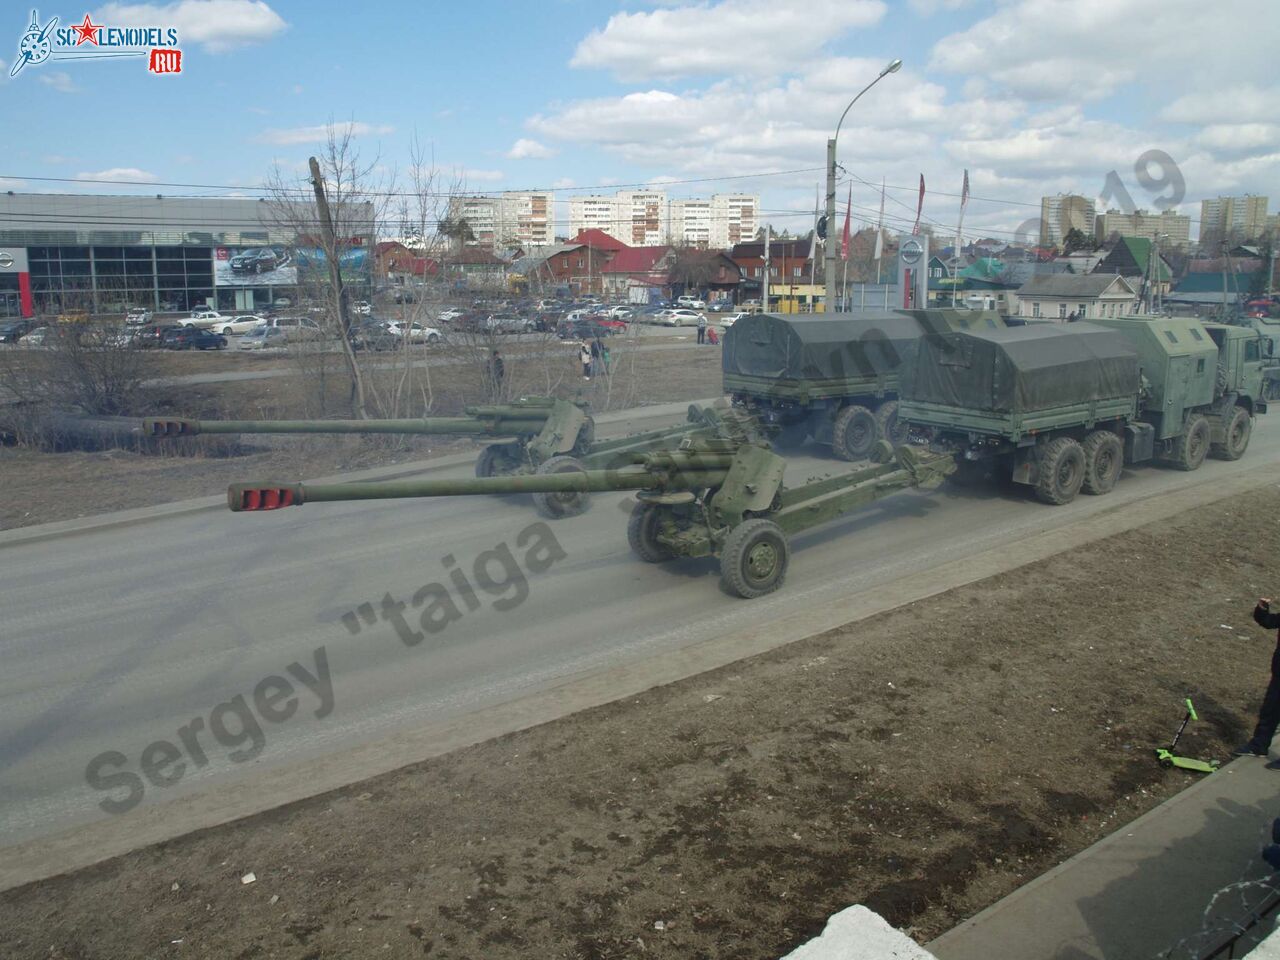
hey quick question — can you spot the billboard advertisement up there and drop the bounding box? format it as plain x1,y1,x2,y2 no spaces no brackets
293,246,371,284
213,245,298,287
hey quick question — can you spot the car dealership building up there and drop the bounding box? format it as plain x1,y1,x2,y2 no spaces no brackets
0,192,373,318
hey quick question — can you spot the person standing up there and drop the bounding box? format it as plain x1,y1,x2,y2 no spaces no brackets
1234,597,1280,756
579,341,592,381
590,337,602,377
697,314,707,344
490,349,504,385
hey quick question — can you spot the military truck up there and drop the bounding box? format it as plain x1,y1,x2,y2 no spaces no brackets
899,317,1269,504
723,309,1006,461
1242,314,1280,400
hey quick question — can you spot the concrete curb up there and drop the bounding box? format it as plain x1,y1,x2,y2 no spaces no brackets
0,398,715,549
0,462,1273,893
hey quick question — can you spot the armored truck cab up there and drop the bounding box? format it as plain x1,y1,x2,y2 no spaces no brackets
900,317,1268,505
723,309,1005,461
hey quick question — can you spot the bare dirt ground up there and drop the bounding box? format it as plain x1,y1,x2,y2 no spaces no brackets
0,343,721,529
3,485,1276,960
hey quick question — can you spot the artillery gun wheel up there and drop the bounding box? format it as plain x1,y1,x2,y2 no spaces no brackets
475,443,521,478
1210,405,1251,461
627,503,672,563
1081,431,1123,495
1170,414,1209,471
874,401,910,446
572,416,596,457
832,405,877,461
1034,437,1085,505
531,455,590,519
720,518,790,599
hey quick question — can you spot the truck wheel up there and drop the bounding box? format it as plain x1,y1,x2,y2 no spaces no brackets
720,518,790,599
949,459,989,488
531,455,590,519
1034,437,1085,505
627,503,672,563
1170,414,1209,471
1210,406,1251,461
571,415,596,457
832,405,877,461
874,400,909,446
1081,431,1123,495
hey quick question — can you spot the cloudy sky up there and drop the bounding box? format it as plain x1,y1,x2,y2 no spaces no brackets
2,0,1277,242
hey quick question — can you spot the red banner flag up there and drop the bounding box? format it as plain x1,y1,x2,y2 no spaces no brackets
912,174,925,235
840,184,852,260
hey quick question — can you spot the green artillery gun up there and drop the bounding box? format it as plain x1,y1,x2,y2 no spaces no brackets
143,397,732,483
226,426,956,598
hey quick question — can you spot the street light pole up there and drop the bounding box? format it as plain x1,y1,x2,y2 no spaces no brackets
825,58,901,313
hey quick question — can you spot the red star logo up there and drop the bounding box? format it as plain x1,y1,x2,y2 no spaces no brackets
72,13,103,45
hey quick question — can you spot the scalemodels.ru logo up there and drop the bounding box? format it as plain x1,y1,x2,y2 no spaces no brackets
10,8,183,78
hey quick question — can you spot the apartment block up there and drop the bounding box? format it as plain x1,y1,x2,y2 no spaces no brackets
445,191,554,248
1094,208,1192,249
1039,194,1097,247
710,194,758,248
671,199,712,245
568,195,618,239
615,191,668,246
1199,195,1270,244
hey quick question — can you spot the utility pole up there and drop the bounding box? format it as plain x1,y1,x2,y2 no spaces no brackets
309,155,367,418
763,227,771,314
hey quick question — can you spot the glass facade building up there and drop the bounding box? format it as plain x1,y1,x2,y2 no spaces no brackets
0,193,373,317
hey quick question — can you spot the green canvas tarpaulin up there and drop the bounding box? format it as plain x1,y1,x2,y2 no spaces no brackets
902,322,1139,413
723,312,924,381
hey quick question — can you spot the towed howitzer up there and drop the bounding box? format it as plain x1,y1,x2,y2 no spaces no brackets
143,397,593,478
227,426,956,598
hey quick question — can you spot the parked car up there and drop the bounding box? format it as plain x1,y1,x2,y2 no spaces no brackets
218,314,269,336
485,315,536,334
656,308,703,327
605,306,633,320
161,327,228,350
185,309,226,329
229,248,281,274
348,321,401,352
385,321,442,344
130,323,185,348
271,297,293,309
719,312,749,328
676,296,707,310
124,308,153,325
438,308,466,323
241,326,288,350
353,300,373,316
557,319,619,340
18,325,53,346
392,288,420,304
0,318,37,343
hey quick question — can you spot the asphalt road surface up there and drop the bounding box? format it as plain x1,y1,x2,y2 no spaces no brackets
3,419,1278,850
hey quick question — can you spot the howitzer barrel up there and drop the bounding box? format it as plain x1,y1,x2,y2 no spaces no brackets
144,416,551,438
229,467,730,511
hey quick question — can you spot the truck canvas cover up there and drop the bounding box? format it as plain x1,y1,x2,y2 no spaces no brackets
723,312,924,381
902,322,1140,413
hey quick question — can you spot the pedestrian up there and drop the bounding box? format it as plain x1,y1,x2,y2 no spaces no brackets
579,341,592,380
697,314,707,344
1234,596,1280,757
489,349,504,385
707,325,719,346
590,336,602,376
601,342,612,373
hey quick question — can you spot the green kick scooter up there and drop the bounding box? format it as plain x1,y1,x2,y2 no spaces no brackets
1154,699,1220,774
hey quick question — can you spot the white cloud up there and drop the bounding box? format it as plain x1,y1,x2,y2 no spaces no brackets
1162,86,1280,125
571,0,886,80
461,169,504,182
255,121,394,145
1195,124,1280,154
930,0,1280,102
38,71,79,93
506,138,555,160
98,0,287,53
76,168,159,183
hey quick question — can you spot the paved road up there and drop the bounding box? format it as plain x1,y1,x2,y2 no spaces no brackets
2,420,1278,850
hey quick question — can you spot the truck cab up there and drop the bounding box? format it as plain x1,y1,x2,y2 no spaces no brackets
1203,322,1269,415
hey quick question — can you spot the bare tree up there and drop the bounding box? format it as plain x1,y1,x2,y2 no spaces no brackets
263,123,387,418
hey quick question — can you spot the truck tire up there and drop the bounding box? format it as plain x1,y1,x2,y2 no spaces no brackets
720,518,790,599
1081,431,1123,495
832,405,877,461
530,455,590,519
1210,405,1251,461
1034,437,1086,505
627,503,672,563
1170,414,1209,471
874,400,910,446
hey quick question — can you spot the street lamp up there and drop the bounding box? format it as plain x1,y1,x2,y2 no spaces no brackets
824,58,902,312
